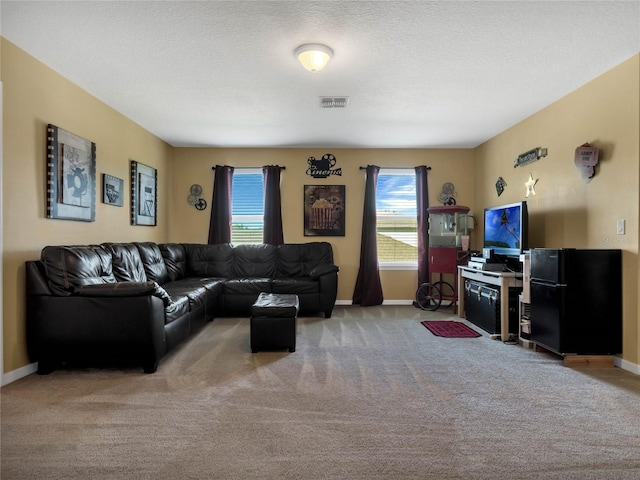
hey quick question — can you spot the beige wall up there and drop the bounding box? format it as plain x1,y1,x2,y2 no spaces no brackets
1,39,174,372
3,37,639,375
475,54,640,365
172,148,476,302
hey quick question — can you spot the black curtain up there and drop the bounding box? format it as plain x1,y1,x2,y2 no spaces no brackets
208,165,234,244
352,165,383,306
415,166,430,287
262,165,284,245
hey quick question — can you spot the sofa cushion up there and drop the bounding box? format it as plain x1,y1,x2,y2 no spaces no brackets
41,245,116,296
163,281,209,312
186,244,234,278
222,278,272,295
271,278,319,294
102,243,147,282
277,242,334,277
164,295,190,325
160,243,188,282
169,276,225,295
135,242,169,284
233,244,277,278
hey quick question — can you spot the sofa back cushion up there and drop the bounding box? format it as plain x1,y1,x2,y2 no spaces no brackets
185,244,234,278
41,245,116,296
277,242,334,277
134,242,169,284
233,244,277,278
102,243,147,282
160,243,188,282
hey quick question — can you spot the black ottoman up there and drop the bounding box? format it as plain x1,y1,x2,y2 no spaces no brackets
250,293,299,353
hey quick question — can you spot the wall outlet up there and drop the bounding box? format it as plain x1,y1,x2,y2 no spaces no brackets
617,219,625,235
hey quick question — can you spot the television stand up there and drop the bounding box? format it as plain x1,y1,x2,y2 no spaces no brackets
457,266,523,342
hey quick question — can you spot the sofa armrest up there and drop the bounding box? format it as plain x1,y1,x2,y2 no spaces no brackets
317,268,339,318
27,295,167,372
309,263,339,279
73,281,173,306
26,261,53,296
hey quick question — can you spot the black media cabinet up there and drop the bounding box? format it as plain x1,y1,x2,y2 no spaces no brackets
463,280,520,335
457,267,523,342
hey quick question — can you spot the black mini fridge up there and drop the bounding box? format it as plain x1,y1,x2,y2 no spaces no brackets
529,248,622,355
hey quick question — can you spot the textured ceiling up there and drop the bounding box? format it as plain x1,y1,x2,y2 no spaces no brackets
2,1,639,148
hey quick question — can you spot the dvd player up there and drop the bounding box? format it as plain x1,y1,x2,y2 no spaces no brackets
469,257,500,264
467,260,506,272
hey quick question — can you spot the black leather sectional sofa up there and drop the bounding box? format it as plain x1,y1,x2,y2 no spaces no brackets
26,242,339,374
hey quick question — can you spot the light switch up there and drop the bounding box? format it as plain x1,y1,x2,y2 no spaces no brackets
617,219,625,235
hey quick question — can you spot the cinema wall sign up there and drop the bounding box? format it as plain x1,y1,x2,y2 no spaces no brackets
306,153,343,178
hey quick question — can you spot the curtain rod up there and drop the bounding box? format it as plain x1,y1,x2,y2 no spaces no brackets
211,166,286,171
359,165,431,170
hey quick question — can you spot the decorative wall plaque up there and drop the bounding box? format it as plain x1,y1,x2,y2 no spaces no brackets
574,143,599,183
514,147,548,168
306,153,342,178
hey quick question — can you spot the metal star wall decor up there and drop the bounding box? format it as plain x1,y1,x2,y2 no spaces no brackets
525,173,538,197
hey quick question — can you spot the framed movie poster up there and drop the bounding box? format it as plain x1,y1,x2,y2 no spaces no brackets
102,174,124,206
304,185,345,236
46,124,96,221
130,160,157,226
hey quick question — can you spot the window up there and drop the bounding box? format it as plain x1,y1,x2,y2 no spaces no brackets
231,169,264,245
376,169,418,268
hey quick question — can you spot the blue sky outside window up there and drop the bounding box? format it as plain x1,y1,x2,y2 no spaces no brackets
376,170,418,265
376,173,417,215
231,170,264,244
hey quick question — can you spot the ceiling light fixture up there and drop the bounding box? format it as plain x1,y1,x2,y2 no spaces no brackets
294,44,333,73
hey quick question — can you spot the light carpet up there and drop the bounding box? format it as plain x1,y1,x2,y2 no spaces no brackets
2,305,640,479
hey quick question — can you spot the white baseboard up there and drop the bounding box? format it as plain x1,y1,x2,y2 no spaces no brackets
615,357,640,375
2,362,38,386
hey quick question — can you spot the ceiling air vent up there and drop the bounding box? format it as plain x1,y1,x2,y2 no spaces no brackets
320,96,349,108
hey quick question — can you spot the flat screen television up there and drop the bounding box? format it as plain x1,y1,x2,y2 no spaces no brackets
483,201,528,257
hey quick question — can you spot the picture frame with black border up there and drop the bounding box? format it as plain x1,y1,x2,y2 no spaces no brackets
304,185,345,236
102,174,124,206
130,160,157,226
46,123,96,222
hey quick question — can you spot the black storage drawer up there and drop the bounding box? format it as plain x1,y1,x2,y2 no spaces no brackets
464,280,519,335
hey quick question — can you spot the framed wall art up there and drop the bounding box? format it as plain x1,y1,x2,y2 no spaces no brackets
102,174,124,206
130,160,157,226
46,124,96,221
304,185,345,236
